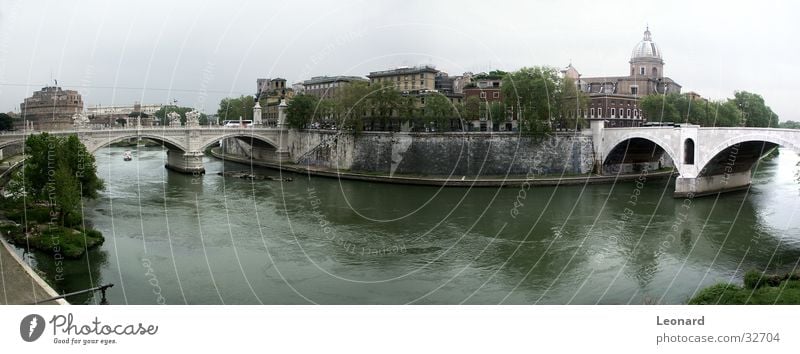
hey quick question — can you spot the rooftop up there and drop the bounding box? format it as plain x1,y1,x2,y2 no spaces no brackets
367,65,439,78
303,75,368,85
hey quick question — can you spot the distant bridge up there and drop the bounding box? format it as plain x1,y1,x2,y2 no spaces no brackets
0,126,290,174
592,121,800,196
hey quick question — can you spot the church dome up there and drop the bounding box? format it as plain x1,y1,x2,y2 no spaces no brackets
631,27,662,60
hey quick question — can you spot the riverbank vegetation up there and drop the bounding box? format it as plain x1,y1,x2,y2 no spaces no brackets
0,133,105,258
689,270,800,304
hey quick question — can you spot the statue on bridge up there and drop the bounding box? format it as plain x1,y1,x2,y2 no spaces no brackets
72,112,91,129
167,111,182,127
185,110,200,127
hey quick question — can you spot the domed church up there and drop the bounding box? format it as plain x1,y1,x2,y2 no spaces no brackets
562,27,682,127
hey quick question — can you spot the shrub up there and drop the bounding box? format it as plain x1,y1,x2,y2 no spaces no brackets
744,270,765,289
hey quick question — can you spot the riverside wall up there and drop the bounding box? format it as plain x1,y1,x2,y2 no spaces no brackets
268,130,596,176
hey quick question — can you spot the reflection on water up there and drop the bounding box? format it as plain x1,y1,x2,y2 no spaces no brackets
17,146,800,304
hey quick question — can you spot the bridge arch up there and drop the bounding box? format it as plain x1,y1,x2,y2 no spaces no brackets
602,132,681,175
0,138,25,150
697,133,799,178
198,132,280,152
85,133,188,154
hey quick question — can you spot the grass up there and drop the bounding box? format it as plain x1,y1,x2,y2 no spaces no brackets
689,270,800,304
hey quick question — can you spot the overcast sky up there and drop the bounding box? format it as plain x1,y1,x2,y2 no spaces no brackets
0,0,797,120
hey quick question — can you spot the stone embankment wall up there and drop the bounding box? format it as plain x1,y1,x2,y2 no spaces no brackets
281,130,594,176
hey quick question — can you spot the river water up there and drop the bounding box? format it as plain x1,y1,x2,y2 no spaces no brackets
19,146,800,304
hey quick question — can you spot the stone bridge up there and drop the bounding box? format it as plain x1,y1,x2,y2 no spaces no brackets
592,121,800,197
0,127,290,174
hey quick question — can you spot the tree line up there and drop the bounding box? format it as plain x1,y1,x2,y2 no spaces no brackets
639,91,779,127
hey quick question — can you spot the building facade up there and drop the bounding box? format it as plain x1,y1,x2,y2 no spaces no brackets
367,65,438,93
86,103,162,126
462,75,518,131
256,78,288,99
19,86,84,130
302,75,368,99
565,27,682,127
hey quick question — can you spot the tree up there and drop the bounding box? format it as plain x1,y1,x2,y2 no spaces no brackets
780,120,800,129
558,77,588,130
639,91,775,128
216,96,255,124
336,81,371,131
464,96,481,121
732,91,778,127
423,94,454,131
286,94,319,129
17,133,104,223
488,102,507,129
501,66,561,133
0,113,14,131
316,98,337,124
369,81,401,130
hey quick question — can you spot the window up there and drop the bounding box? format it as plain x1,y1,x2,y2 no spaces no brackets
630,86,638,95
640,67,645,75
590,108,595,117
611,108,616,117
493,92,499,98
598,108,603,117
420,81,424,86
480,92,486,98
627,109,631,118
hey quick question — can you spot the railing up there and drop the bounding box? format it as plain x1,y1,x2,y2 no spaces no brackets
32,283,114,305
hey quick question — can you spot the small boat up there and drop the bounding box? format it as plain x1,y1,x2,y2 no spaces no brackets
122,151,132,161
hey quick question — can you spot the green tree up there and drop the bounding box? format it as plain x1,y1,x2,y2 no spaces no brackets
464,96,481,121
0,113,14,131
18,133,104,223
501,66,561,133
488,102,507,128
369,81,401,130
336,81,371,131
558,77,588,130
639,92,773,128
286,94,319,129
216,96,254,124
423,94,454,131
640,94,682,123
398,96,419,130
732,91,778,127
780,120,800,129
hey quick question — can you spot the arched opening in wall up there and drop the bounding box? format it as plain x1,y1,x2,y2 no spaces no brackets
603,137,674,174
94,135,185,153
683,138,695,165
208,135,279,162
652,67,658,77
697,141,779,177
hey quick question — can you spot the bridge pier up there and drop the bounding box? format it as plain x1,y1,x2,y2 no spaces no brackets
165,150,205,175
674,171,752,198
